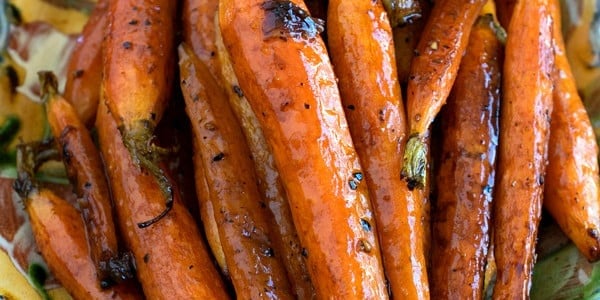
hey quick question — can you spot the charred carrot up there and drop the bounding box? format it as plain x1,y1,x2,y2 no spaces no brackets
13,143,141,300
220,0,388,298
179,44,293,299
214,22,315,299
96,94,230,299
62,0,107,126
401,0,487,189
493,0,554,298
544,0,600,262
327,0,429,298
39,71,134,287
103,0,177,224
430,12,502,299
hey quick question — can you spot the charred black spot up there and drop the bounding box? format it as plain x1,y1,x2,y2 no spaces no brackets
212,152,225,162
347,104,355,111
233,85,244,97
143,253,149,263
304,103,310,109
128,19,138,25
301,248,308,257
122,41,132,49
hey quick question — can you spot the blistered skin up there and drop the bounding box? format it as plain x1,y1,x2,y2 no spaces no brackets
219,0,388,298
327,0,429,299
179,45,293,299
493,0,554,298
96,100,230,299
431,14,501,299
62,0,107,126
544,0,600,262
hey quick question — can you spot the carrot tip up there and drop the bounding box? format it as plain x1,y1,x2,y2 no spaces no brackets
13,140,58,199
401,135,428,190
37,71,59,102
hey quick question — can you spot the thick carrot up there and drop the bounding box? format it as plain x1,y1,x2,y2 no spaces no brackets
327,0,429,298
96,94,230,299
544,0,600,262
430,13,502,299
103,0,177,219
13,143,141,300
62,0,107,126
179,44,293,299
220,0,388,298
214,23,315,299
492,0,554,298
401,0,487,189
39,71,134,287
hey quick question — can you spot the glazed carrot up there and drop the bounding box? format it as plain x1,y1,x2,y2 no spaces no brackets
96,94,230,299
327,0,428,298
62,0,107,126
182,0,220,76
544,0,600,262
430,13,502,299
214,23,315,299
493,0,554,298
392,0,430,85
220,0,388,298
13,143,141,300
382,0,423,27
39,71,134,287
401,0,487,189
103,0,177,220
179,44,293,299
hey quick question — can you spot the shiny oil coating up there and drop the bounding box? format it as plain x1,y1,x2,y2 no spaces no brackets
431,14,501,300
62,0,106,126
493,0,554,298
392,0,430,85
214,25,316,299
406,0,486,135
544,0,600,262
179,45,293,300
25,189,141,300
219,0,388,298
46,92,119,285
327,0,428,299
96,100,229,299
103,0,176,128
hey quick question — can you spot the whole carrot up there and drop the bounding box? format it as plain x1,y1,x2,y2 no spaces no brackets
401,0,487,190
219,0,388,298
430,12,502,299
327,0,429,298
13,143,141,300
493,0,554,298
62,0,107,126
103,0,177,224
544,0,600,262
40,71,134,287
96,94,230,299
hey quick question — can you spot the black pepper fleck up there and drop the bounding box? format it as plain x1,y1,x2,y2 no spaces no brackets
212,152,225,162
122,41,132,49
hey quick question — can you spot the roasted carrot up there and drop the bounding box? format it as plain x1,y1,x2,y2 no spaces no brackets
39,71,134,288
179,44,293,299
96,94,230,299
62,0,107,126
182,0,220,76
220,0,388,298
103,0,177,222
401,0,487,189
493,0,554,298
430,12,502,299
327,0,429,298
382,0,423,27
12,143,141,300
213,22,316,299
544,0,600,262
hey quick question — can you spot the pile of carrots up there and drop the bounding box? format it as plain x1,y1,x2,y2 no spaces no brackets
11,0,600,298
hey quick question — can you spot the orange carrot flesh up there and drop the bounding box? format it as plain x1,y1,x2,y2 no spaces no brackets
327,0,429,298
219,0,388,298
544,0,600,262
430,13,502,299
492,0,554,298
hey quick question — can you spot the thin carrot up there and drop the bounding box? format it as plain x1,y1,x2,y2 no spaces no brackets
96,93,230,299
219,0,388,298
492,0,554,297
39,71,134,287
62,0,107,126
430,12,503,299
327,0,429,298
544,0,600,262
182,0,220,76
392,0,431,85
401,0,487,189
